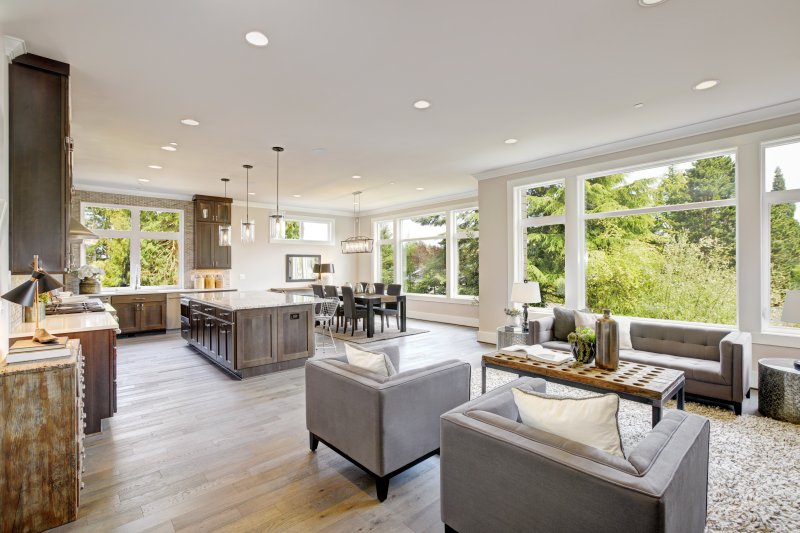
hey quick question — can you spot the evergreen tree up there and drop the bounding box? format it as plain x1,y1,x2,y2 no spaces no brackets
772,166,786,191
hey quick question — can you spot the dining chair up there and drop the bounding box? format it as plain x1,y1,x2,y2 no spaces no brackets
324,285,344,331
374,284,402,332
374,283,385,294
312,284,325,298
314,297,340,353
341,286,368,336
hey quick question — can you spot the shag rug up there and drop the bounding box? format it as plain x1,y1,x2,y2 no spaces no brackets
314,326,428,344
473,368,800,533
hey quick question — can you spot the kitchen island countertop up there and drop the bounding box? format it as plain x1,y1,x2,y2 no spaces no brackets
182,290,315,311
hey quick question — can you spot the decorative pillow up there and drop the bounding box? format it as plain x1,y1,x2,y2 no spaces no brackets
345,344,397,377
552,306,575,341
618,317,633,350
511,388,624,457
574,310,596,330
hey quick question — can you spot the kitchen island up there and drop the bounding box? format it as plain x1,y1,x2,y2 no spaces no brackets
181,291,315,378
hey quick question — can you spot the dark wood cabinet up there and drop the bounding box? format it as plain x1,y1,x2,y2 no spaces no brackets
183,298,313,378
9,54,71,274
194,195,233,269
111,294,167,334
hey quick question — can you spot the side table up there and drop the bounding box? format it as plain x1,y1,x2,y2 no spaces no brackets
496,326,528,350
758,358,800,424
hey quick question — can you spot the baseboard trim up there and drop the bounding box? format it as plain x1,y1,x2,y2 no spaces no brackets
408,311,479,328
477,330,498,344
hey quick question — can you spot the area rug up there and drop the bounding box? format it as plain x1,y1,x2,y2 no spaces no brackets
472,368,800,533
313,326,428,344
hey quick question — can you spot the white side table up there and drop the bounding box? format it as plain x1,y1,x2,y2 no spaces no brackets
758,358,800,424
496,326,528,350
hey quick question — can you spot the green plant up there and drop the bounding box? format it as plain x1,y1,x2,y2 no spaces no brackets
503,307,521,317
567,327,596,365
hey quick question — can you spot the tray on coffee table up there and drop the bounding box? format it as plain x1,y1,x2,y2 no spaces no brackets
481,353,686,427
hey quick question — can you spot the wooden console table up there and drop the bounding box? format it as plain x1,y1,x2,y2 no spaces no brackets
482,353,685,427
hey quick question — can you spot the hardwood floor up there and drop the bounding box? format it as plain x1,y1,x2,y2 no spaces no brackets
56,320,492,533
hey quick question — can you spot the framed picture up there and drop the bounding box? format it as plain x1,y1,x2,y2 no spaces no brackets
286,254,321,282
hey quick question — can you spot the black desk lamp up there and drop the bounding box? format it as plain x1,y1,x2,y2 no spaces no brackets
2,255,63,343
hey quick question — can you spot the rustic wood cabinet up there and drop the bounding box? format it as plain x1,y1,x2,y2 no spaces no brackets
182,297,313,378
194,195,233,269
112,294,167,334
1,341,84,531
9,54,72,274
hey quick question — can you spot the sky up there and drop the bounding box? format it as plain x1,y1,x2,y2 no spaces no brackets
765,141,800,191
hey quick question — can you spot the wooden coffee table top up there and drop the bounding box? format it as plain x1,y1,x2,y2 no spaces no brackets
482,353,685,401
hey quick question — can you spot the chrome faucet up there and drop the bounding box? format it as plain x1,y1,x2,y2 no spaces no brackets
134,271,141,290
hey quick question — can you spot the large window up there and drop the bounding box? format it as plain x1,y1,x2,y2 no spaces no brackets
765,139,800,330
82,204,183,288
272,216,335,244
375,206,479,298
584,155,737,324
520,181,566,305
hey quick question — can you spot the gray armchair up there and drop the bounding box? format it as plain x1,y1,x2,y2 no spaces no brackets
528,315,752,414
305,346,471,501
441,377,710,533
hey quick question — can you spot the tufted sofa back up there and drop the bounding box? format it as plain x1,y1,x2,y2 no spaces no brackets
630,321,731,362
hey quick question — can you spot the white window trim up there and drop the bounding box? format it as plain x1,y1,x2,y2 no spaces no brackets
80,202,184,289
268,215,336,245
373,207,479,300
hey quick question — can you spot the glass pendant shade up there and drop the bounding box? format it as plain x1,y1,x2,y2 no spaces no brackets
241,219,256,243
341,191,374,254
269,213,285,239
218,224,232,246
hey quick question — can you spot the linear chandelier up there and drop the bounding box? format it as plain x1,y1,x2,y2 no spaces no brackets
341,191,373,254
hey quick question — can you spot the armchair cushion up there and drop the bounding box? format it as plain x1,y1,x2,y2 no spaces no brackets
344,343,397,377
511,388,624,457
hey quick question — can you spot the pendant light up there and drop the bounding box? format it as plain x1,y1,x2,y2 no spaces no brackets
341,191,374,253
241,164,256,243
218,178,232,246
269,146,286,239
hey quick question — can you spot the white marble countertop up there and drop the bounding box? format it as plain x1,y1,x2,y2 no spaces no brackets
99,287,235,296
10,312,119,339
183,290,315,311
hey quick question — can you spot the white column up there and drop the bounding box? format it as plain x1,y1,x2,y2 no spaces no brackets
736,142,762,335
564,175,584,309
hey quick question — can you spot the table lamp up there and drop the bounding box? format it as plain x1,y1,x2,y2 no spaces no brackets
317,263,334,285
511,280,542,332
1,255,63,343
780,290,800,370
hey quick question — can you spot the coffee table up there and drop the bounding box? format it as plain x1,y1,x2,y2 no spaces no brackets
481,352,686,427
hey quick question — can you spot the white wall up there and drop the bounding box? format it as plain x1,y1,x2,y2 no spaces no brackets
228,204,357,291
477,112,800,373
360,196,480,327
0,40,11,356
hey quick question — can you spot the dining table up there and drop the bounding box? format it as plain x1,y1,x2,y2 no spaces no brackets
337,290,407,338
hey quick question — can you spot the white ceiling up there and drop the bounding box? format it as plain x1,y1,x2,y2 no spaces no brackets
3,0,800,212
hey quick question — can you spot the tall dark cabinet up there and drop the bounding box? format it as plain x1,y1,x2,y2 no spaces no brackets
193,195,232,269
9,54,72,274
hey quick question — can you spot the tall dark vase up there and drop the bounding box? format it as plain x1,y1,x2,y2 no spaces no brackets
595,309,619,371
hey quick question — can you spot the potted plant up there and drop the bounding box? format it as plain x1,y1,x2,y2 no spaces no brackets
567,327,596,366
74,265,104,294
504,307,522,327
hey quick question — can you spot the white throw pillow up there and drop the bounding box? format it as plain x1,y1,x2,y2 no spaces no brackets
574,310,596,330
345,344,397,377
617,317,633,350
511,388,624,457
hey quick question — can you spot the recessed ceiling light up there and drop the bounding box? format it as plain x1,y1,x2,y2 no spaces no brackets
180,118,199,126
693,79,719,91
389,181,396,185
633,102,645,109
245,31,269,47
352,175,361,179
138,178,150,183
638,0,668,5
292,194,301,198
169,142,178,146
504,138,518,144
147,165,162,169
161,145,177,151
416,187,425,191
413,100,431,109
312,148,326,155
248,192,255,196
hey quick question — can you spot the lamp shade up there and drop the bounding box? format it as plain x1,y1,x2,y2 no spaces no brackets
511,281,541,304
35,270,64,293
68,218,99,240
1,279,39,307
781,290,800,324
318,263,334,274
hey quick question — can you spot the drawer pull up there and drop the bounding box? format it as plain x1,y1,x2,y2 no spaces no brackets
290,313,300,320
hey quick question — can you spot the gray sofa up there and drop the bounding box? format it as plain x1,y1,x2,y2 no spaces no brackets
305,346,471,501
441,377,711,533
528,315,751,414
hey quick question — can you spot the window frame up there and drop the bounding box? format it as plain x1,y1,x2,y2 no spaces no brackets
373,205,479,301
268,215,336,245
761,136,800,335
80,202,184,289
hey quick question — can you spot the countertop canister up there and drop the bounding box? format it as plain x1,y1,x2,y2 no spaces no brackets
595,309,619,371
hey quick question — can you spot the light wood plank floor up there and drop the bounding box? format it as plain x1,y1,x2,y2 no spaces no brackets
56,320,492,533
